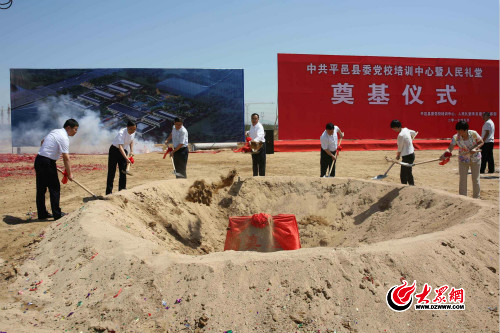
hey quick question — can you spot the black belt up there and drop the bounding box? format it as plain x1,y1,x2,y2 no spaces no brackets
37,154,57,162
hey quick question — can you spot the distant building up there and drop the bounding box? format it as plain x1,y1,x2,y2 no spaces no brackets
108,103,144,120
120,80,142,89
136,122,153,135
107,84,129,94
143,115,162,127
156,78,209,98
93,89,115,100
154,110,177,121
77,94,101,106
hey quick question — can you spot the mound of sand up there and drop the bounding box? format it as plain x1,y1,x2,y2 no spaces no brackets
1,177,498,333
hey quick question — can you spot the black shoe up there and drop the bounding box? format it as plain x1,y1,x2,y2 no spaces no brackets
54,212,67,221
38,213,53,220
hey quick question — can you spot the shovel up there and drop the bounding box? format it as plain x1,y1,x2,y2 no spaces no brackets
386,154,460,167
57,168,105,200
372,161,396,180
385,156,413,167
122,154,134,176
163,146,185,178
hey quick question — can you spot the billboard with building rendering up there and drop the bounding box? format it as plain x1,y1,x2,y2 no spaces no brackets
10,68,244,147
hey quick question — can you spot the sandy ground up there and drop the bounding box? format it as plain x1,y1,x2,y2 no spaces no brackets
0,149,498,333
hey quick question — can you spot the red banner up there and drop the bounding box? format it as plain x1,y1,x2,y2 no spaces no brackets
278,54,499,140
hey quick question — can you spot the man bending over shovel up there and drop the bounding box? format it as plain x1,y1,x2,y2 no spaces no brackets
106,120,136,195
391,119,418,186
35,119,79,220
320,122,343,177
164,117,189,178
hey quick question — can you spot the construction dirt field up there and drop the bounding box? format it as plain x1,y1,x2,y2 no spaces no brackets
0,149,499,333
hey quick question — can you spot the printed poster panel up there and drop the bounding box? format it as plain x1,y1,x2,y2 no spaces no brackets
10,68,244,147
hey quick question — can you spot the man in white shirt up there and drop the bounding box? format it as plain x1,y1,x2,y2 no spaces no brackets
35,119,79,220
391,119,417,185
480,112,495,174
106,120,136,195
165,117,189,178
320,122,344,177
246,113,266,176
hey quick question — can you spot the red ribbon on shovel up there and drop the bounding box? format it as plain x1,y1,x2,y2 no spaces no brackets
61,170,69,184
234,137,253,153
439,151,452,165
163,147,173,159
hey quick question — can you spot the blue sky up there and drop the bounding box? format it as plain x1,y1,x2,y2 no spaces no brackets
0,0,498,123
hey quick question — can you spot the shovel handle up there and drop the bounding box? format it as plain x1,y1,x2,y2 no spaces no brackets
412,158,443,166
384,162,396,175
57,168,97,197
170,156,177,174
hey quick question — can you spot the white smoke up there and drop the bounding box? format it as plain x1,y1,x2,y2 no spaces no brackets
13,96,160,154
0,106,12,153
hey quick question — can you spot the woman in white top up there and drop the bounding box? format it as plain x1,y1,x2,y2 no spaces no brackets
106,120,136,195
440,120,484,198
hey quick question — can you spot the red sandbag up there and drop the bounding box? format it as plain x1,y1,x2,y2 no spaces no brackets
224,214,301,252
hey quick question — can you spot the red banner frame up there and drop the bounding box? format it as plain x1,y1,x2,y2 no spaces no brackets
278,54,499,140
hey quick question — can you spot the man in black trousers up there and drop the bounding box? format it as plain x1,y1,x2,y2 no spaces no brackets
165,117,189,178
247,113,266,176
35,119,79,220
481,112,495,174
106,120,136,195
320,122,344,177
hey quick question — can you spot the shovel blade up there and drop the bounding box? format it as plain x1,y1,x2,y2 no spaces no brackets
372,174,387,180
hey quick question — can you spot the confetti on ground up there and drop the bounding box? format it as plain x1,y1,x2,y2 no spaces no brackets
90,253,98,260
113,288,122,298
